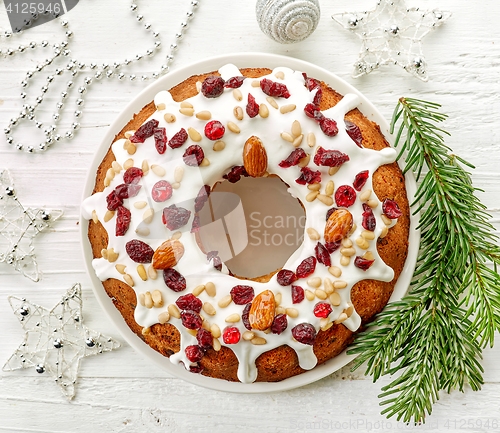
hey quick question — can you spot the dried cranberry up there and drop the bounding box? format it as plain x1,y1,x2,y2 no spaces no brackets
278,148,307,168
320,118,339,137
123,167,143,185
354,256,375,271
246,93,259,118
163,268,186,292
201,75,225,98
190,215,200,233
296,167,321,185
242,303,252,330
304,103,324,121
313,87,323,106
223,165,249,183
230,285,254,305
115,183,142,200
176,293,202,313
313,147,349,167
335,185,356,208
106,190,123,211
292,323,317,345
382,198,402,219
353,170,369,191
326,207,338,221
362,206,376,231
204,120,225,140
189,363,204,373
291,285,305,304
194,185,211,212
345,120,363,148
325,242,341,253
181,310,202,329
125,239,154,263
302,73,320,91
116,206,131,236
260,78,290,98
224,76,245,88
185,345,204,362
131,119,159,143
315,242,331,267
197,328,213,350
223,326,240,344
168,128,188,149
183,145,204,166
162,204,191,230
296,256,317,279
207,251,222,271
271,314,288,335
277,269,297,286
313,302,333,318
151,180,172,202
153,127,167,154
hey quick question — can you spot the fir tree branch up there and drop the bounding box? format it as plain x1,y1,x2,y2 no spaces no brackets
347,97,500,424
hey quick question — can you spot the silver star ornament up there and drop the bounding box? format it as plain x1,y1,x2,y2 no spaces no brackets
332,0,451,81
3,283,121,400
0,169,63,281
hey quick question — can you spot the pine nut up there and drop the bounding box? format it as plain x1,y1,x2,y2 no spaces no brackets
164,113,176,123
124,274,134,287
158,311,170,324
242,331,255,341
359,189,372,201
251,337,267,345
115,264,126,274
125,130,135,138
143,208,154,224
127,143,137,155
138,293,146,307
251,80,260,87
148,265,157,280
305,289,315,301
315,289,327,300
340,255,350,266
306,191,319,202
203,302,216,316
307,132,316,147
281,132,293,142
136,265,147,281
193,284,205,296
144,292,153,309
380,225,389,238
152,290,163,308
173,166,184,183
259,104,269,118
106,168,115,181
172,182,180,189
107,248,119,263
104,178,111,188
135,226,150,236
266,97,278,109
286,308,299,318
342,238,353,248
306,227,320,240
202,320,210,331
348,223,357,236
187,127,201,142
225,313,240,323
156,102,166,111
187,328,198,337
367,199,378,208
275,71,285,80
200,158,210,167
171,231,182,240
328,266,342,278
381,214,392,225
218,295,232,308
142,327,150,335
168,304,181,319
275,292,282,306
356,237,370,249
280,104,296,114
341,247,356,257
123,159,134,170
233,106,243,120
227,121,240,133
180,101,193,109
276,306,286,315
134,201,147,210
291,120,302,137
361,230,375,240
123,140,131,151
205,282,216,297
101,249,108,260
151,164,166,177
308,277,322,288
211,323,221,338
329,166,340,176
335,312,348,324
179,107,194,116
307,183,321,191
195,110,212,122
232,89,243,101
213,337,221,351
298,154,310,167
213,140,225,151
346,305,354,317
140,160,149,176
91,210,98,224
196,81,202,92
325,181,334,196
363,251,374,261
317,194,333,206
324,278,334,294
112,161,122,173
334,280,348,290
321,320,333,332
292,134,303,147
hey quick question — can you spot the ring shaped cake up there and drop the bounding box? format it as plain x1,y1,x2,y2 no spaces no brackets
82,57,411,386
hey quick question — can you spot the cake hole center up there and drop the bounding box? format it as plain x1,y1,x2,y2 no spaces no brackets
199,176,305,280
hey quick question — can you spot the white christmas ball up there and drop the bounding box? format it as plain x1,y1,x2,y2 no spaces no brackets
256,0,321,44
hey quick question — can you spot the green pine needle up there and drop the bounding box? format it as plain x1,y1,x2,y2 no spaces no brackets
347,97,500,424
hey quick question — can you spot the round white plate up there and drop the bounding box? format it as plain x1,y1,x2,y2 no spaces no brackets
80,52,420,393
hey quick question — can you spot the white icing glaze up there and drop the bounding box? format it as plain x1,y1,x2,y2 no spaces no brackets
82,64,399,383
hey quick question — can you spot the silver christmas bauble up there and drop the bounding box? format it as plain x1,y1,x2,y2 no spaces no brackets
256,0,320,44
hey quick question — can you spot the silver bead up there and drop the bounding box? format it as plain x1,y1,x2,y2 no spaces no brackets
56,102,64,110
106,70,113,78
78,62,86,70
186,11,194,19
35,96,43,105
47,75,54,82
6,136,14,144
86,338,96,347
41,85,49,93
66,30,73,38
45,57,53,65
102,63,109,70
72,122,80,130
129,74,136,81
35,364,45,373
18,45,26,53
124,58,132,65
20,110,26,118
152,72,159,79
413,57,423,68
61,19,69,27
61,40,68,48
62,49,71,56
7,48,15,56
35,64,43,72
131,4,138,11
10,118,18,126
54,134,62,141
95,71,103,80
117,72,125,80
141,75,149,81
170,43,178,51
137,14,144,22
78,86,87,94
45,136,53,145
35,121,43,129
55,68,64,75
71,69,78,77
175,33,183,40
67,80,74,88
136,54,142,61
26,70,34,79
180,22,188,29
21,80,29,88
53,43,60,49
4,126,11,134
146,49,154,56
5,31,12,38
20,92,27,99
61,91,68,99
84,77,92,85
144,23,152,30
65,131,74,139
160,64,169,73
27,113,35,120
388,25,399,35
76,98,84,106
155,41,161,49
191,1,199,8
26,146,34,153
74,110,82,118
66,62,75,70
54,48,61,56
90,63,97,69
166,54,174,63
153,31,160,38
113,62,121,69
38,143,47,151
16,143,24,151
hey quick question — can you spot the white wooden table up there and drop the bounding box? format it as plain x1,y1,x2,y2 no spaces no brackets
1,0,499,431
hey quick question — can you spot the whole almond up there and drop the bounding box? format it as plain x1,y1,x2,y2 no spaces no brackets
152,239,184,269
249,290,275,331
324,209,353,244
243,136,267,177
